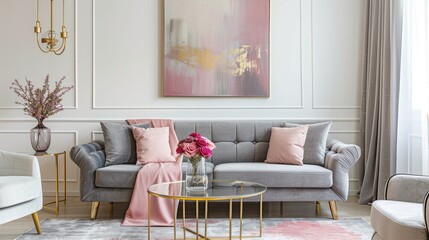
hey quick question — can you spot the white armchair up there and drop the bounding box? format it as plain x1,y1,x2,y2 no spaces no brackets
0,150,43,234
370,174,429,240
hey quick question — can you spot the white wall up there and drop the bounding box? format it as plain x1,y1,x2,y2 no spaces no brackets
0,0,366,197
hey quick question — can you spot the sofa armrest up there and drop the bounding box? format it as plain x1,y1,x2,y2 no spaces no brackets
324,139,361,200
385,174,429,203
70,140,106,201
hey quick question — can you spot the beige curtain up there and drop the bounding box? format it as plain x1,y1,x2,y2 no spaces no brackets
358,0,403,204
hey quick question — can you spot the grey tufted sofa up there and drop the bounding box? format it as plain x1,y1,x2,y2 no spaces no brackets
70,121,361,220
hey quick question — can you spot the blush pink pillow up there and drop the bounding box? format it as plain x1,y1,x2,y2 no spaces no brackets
265,125,309,165
131,127,176,165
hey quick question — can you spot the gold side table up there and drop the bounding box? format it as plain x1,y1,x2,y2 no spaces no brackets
31,151,67,215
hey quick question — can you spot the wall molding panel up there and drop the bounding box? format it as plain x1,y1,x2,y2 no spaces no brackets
310,0,364,110
91,131,103,141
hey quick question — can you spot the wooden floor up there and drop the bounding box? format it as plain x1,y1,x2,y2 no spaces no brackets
0,196,371,240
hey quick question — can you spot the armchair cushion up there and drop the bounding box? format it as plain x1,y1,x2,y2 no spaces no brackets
0,176,41,208
371,200,426,240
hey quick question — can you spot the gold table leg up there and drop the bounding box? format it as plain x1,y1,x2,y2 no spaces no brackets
240,198,243,240
55,155,59,215
196,200,199,240
260,194,263,237
148,194,151,240
229,199,232,240
63,151,67,204
183,199,186,239
173,199,176,240
205,200,208,239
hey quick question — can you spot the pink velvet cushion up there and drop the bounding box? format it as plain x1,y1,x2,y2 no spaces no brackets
131,126,176,165
265,125,309,165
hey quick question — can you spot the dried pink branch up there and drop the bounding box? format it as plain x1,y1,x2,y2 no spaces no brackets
10,75,73,125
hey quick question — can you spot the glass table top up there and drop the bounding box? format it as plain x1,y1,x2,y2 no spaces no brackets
148,180,267,200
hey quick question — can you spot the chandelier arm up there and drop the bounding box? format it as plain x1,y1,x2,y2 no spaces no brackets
36,34,51,53
52,35,66,52
53,38,67,55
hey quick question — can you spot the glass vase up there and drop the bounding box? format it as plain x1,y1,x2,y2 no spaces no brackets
185,156,208,192
30,121,51,152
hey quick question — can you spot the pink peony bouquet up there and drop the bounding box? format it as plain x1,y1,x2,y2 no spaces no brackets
177,132,215,191
176,132,216,159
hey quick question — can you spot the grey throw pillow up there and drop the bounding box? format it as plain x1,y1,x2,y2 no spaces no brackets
100,122,150,166
284,121,332,165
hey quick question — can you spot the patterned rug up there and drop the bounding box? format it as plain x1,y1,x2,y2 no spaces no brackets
18,218,373,240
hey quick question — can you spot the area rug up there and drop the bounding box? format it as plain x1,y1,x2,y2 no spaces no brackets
18,218,373,240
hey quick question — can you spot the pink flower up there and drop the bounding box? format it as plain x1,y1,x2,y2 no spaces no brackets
190,132,201,138
184,136,194,143
199,146,212,158
176,146,185,154
197,138,208,147
203,137,216,150
183,142,198,158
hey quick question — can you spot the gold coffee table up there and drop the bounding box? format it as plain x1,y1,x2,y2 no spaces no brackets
147,180,266,240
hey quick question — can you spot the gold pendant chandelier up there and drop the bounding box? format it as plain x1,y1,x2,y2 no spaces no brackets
34,0,68,55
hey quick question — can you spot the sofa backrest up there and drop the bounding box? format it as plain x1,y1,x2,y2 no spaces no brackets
174,121,287,165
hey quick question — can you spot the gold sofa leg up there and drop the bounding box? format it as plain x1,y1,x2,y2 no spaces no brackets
329,201,338,220
90,202,100,220
31,212,42,234
316,201,321,215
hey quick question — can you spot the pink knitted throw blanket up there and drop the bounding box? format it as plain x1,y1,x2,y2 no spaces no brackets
122,119,182,226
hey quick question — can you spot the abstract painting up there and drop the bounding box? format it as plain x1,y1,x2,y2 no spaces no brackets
163,0,270,97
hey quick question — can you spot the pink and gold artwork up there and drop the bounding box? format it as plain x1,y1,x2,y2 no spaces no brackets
164,0,270,97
